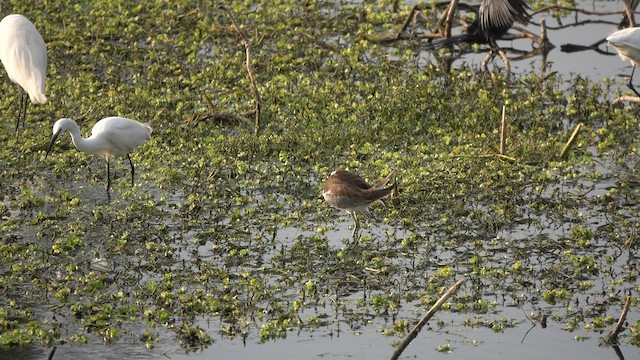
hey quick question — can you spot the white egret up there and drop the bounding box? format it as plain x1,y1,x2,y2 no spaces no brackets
606,27,640,97
45,117,152,194
0,14,47,132
322,169,395,237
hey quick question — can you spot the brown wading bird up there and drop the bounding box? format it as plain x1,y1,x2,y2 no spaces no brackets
323,169,396,238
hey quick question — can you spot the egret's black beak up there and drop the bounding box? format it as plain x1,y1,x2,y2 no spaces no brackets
46,131,61,158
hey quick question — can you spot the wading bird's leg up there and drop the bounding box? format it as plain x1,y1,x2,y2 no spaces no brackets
497,48,511,76
106,158,111,194
15,88,28,135
628,66,640,97
483,43,511,76
349,211,360,239
21,91,28,127
482,52,491,74
128,154,135,187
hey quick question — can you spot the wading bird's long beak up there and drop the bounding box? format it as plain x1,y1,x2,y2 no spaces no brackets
374,171,397,206
372,171,395,190
45,131,61,158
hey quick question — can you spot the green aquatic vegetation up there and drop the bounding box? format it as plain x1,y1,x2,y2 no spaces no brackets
259,316,300,343
589,315,615,330
542,288,572,305
435,342,453,353
175,322,213,350
631,321,640,346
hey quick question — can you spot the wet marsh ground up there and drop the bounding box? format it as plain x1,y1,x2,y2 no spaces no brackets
1,0,640,359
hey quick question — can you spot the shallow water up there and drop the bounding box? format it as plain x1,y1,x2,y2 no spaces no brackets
431,1,630,84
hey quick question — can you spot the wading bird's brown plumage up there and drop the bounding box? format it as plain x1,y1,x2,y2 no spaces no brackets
323,169,395,237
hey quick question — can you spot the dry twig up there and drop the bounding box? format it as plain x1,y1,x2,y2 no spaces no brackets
220,5,262,135
443,0,460,39
500,105,507,155
389,278,465,360
622,0,637,27
560,123,583,159
604,290,633,345
612,95,640,104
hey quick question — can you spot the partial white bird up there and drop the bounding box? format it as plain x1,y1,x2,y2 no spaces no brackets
45,117,152,194
606,27,640,97
0,14,47,132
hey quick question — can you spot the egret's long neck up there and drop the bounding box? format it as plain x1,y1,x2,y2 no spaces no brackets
67,129,103,156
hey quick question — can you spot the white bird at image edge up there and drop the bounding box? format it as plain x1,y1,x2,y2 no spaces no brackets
0,14,47,130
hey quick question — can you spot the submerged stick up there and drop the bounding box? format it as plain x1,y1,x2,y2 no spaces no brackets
220,5,262,135
540,18,548,45
604,290,632,345
47,346,57,360
539,19,550,74
390,278,465,360
560,123,583,159
612,345,624,360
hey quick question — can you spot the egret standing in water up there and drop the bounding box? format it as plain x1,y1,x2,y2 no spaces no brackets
0,14,47,132
606,27,640,97
46,117,152,194
322,169,396,238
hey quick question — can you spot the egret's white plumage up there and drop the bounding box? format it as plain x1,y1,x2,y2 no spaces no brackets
46,117,152,194
607,27,640,66
607,27,640,96
0,14,47,130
